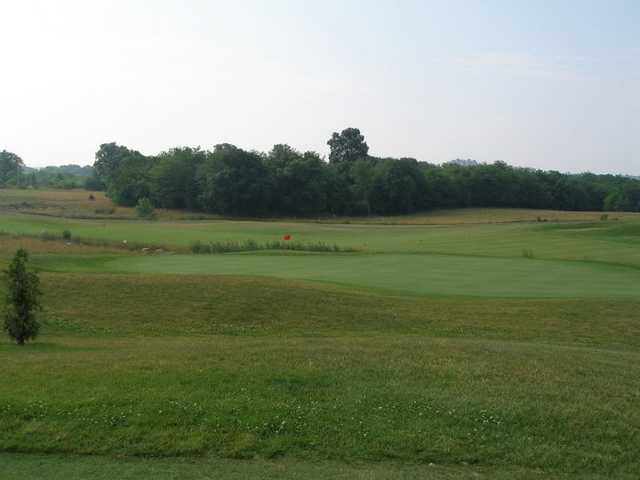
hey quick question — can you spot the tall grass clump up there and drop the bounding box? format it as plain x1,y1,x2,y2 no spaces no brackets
190,239,353,254
136,198,156,219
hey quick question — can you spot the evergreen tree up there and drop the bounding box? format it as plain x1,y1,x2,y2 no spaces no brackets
3,249,42,346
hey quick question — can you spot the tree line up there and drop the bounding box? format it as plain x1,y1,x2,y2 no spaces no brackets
4,129,640,215
92,128,640,215
0,150,95,190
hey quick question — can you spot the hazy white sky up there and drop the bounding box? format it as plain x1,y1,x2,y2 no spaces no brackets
1,0,638,174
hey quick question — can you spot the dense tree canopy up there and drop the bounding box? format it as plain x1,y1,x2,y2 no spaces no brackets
150,147,204,210
198,144,270,216
0,150,24,187
89,129,640,216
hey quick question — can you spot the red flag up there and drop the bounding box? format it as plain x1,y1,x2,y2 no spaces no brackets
283,234,291,241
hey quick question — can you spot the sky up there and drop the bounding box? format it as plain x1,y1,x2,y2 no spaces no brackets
1,0,638,174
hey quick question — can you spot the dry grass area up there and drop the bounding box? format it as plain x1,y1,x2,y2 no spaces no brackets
0,189,212,220
0,234,129,255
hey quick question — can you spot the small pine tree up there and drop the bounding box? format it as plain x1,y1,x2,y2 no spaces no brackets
3,249,42,345
136,197,155,219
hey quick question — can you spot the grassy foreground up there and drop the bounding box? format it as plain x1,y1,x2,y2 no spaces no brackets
1,453,621,480
1,274,639,478
1,192,639,478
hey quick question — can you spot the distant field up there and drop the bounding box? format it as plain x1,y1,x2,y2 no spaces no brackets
1,189,639,478
2,211,640,267
0,189,210,220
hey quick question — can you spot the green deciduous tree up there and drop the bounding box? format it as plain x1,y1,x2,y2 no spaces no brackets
3,249,42,346
0,150,24,187
327,128,369,165
94,143,151,206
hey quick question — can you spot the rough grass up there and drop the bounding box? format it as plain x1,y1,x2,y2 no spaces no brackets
0,234,128,255
0,189,213,221
24,274,640,346
1,275,639,478
5,452,619,480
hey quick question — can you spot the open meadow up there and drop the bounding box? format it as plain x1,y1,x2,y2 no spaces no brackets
1,189,640,479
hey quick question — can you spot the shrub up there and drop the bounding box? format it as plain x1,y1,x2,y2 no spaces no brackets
521,248,535,259
3,249,42,345
39,231,58,241
62,230,72,240
190,241,208,254
95,208,115,215
136,197,155,219
600,214,609,221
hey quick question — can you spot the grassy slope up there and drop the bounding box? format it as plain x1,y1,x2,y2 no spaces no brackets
1,275,639,479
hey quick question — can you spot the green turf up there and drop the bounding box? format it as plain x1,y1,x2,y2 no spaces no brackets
2,212,640,267
28,251,640,298
1,453,625,480
1,274,639,478
1,204,640,478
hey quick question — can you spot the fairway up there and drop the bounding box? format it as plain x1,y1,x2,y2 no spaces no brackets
1,197,640,479
34,252,640,298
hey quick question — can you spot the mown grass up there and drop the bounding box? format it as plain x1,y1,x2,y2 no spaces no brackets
2,211,640,268
27,252,640,299
1,194,640,478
